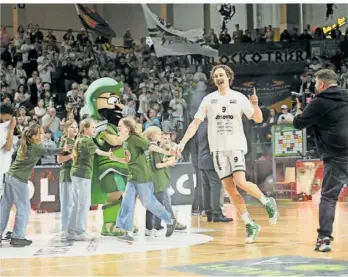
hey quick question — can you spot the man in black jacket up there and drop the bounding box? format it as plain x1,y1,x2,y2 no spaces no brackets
293,69,348,252
198,120,233,222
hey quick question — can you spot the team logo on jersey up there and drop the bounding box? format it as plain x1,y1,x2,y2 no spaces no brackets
230,99,237,104
216,115,234,120
211,99,218,104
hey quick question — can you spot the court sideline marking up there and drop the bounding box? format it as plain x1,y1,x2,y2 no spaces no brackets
2,233,348,273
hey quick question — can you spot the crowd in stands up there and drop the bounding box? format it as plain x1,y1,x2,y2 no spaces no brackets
0,24,214,164
203,23,348,45
1,21,348,163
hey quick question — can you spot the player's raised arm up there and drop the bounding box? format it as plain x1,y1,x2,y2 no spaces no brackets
248,87,263,123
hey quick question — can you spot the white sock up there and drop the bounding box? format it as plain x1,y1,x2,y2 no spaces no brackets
259,196,269,206
241,212,253,225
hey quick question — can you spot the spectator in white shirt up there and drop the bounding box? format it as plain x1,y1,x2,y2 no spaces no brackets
122,99,137,118
19,38,33,66
277,104,294,124
137,87,150,114
42,107,61,133
309,57,323,71
38,58,54,84
34,99,46,123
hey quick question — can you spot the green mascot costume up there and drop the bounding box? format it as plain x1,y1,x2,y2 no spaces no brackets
84,77,128,236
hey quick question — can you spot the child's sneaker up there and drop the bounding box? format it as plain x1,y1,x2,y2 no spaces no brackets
245,223,261,244
145,229,154,236
74,232,91,241
116,233,134,244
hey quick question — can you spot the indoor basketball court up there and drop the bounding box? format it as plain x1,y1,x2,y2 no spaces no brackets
1,201,348,276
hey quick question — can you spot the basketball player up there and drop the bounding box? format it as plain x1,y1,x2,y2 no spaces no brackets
177,65,279,243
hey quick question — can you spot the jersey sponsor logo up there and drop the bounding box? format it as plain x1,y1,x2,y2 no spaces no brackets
230,99,237,104
211,99,218,104
215,114,234,120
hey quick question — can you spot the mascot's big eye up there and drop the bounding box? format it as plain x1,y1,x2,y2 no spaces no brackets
107,96,120,105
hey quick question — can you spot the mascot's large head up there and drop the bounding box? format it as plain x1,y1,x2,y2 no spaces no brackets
85,77,124,125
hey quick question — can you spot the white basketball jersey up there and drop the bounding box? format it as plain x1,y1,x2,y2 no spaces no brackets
194,89,254,153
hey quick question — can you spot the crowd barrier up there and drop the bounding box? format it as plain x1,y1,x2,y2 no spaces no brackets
28,163,196,213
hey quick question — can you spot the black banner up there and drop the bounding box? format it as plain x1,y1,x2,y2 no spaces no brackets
29,164,196,212
232,75,294,106
216,41,308,76
169,162,196,206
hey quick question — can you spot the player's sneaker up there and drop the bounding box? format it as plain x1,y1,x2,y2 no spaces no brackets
314,237,332,252
265,197,280,225
245,223,261,244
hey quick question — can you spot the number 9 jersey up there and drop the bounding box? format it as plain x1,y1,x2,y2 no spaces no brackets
194,89,255,154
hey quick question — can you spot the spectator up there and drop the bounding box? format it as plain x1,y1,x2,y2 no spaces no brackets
42,107,61,134
241,30,252,43
53,122,65,143
263,25,274,43
219,29,232,44
77,28,90,46
232,24,243,43
0,26,10,48
46,30,57,42
277,105,294,124
29,76,42,106
280,29,291,43
123,28,134,48
144,108,161,130
40,128,57,165
33,24,44,43
205,29,219,45
17,106,30,126
34,99,46,123
63,29,75,42
291,28,300,41
169,89,187,128
65,87,84,120
331,25,342,39
253,28,262,43
38,58,55,84
14,84,30,103
122,99,137,119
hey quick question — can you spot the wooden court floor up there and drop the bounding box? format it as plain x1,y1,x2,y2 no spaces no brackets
1,201,348,276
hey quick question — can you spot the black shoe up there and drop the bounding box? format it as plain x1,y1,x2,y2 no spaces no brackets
213,215,233,223
166,219,177,237
207,214,213,222
10,238,32,247
314,237,332,252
